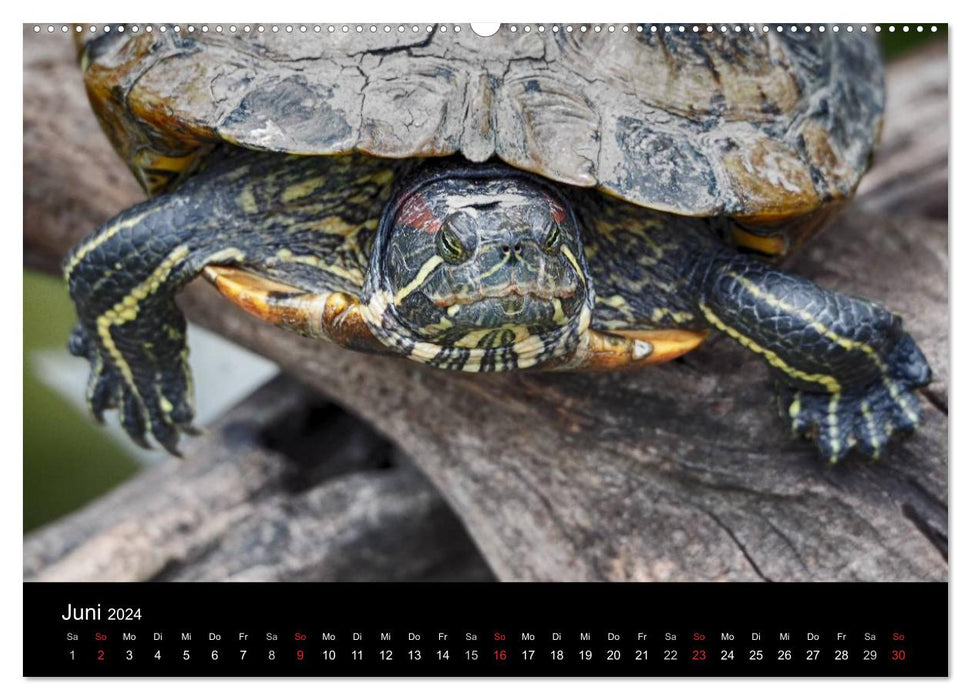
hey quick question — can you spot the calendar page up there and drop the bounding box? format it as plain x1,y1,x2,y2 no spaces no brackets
22,20,948,678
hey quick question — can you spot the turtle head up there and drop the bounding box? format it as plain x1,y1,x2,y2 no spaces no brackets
363,167,594,370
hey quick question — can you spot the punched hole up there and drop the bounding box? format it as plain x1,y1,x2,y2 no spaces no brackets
471,22,500,37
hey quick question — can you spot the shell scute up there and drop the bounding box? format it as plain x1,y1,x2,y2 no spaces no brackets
80,25,884,220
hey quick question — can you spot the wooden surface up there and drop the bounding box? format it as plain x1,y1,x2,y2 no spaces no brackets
23,33,948,582
24,376,493,582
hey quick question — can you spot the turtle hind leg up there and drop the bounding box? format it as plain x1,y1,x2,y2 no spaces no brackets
697,254,932,463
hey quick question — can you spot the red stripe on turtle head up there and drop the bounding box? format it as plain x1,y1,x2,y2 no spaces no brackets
547,197,567,224
396,193,442,234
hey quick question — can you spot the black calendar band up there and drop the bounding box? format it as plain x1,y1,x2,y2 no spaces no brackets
24,582,947,677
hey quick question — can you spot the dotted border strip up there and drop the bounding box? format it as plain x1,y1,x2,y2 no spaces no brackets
31,23,941,36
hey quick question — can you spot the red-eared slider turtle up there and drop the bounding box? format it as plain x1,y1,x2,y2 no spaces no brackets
64,26,930,462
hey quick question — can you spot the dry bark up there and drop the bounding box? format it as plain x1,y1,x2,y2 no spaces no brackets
23,33,948,582
24,375,494,582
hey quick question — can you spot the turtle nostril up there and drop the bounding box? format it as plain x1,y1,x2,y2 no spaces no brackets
502,244,511,254
514,243,523,254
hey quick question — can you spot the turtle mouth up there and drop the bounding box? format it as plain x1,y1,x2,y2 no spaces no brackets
431,283,578,310
432,287,579,323
431,286,578,321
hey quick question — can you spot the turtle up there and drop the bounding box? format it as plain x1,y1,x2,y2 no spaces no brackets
64,25,931,463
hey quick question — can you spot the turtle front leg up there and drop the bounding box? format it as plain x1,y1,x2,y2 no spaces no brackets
63,152,396,454
64,210,247,454
66,284,199,454
695,253,931,462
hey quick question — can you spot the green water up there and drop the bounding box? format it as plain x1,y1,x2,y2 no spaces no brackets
23,270,138,533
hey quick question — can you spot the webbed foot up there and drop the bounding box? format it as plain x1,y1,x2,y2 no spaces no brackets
69,323,197,455
777,333,931,462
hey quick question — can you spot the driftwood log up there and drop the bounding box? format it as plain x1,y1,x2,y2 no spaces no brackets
23,374,494,582
24,32,948,582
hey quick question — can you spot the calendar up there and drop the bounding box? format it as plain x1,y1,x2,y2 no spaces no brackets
24,583,947,676
23,21,949,681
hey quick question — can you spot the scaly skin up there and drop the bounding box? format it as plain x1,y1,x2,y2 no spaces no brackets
579,192,932,462
695,255,931,462
64,149,931,460
64,150,402,453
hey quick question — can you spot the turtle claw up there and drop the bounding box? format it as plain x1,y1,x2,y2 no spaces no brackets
72,325,115,422
777,335,931,463
120,392,152,449
87,365,120,424
152,426,184,457
780,386,911,463
147,392,192,457
182,424,205,437
134,367,197,455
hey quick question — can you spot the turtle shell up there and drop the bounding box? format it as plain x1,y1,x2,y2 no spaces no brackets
80,25,883,224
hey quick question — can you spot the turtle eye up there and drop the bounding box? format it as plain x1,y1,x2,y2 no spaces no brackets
543,222,562,252
437,222,469,263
